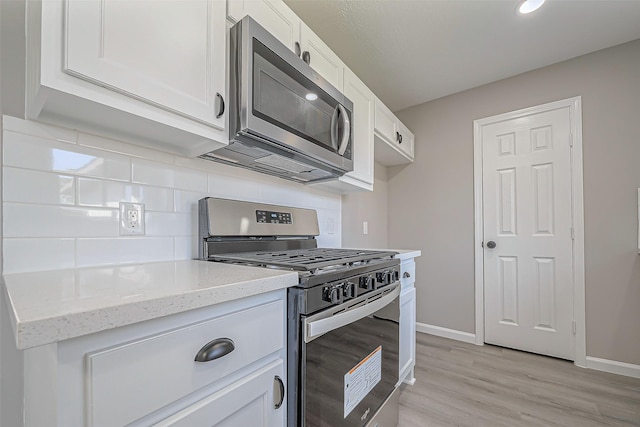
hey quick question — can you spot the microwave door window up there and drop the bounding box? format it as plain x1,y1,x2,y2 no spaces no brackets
252,43,338,152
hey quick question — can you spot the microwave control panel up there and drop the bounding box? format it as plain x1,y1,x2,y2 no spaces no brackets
256,210,292,224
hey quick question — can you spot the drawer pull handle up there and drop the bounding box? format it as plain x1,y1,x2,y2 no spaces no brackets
403,272,411,279
274,375,285,409
194,338,235,362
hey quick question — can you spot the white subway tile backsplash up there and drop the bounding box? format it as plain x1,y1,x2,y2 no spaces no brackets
145,212,192,236
3,238,75,273
4,203,119,238
78,178,174,212
2,119,342,273
174,189,208,213
132,158,207,192
207,172,260,201
3,131,131,181
3,168,75,205
76,237,174,267
3,115,78,144
174,236,196,260
78,132,174,164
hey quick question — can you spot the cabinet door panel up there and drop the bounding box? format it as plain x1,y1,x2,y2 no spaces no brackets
374,98,397,145
399,287,416,383
65,0,225,129
230,0,300,52
397,120,415,158
300,23,344,90
155,359,285,427
343,68,374,186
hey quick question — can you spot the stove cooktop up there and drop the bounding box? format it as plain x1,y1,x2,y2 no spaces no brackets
211,248,397,272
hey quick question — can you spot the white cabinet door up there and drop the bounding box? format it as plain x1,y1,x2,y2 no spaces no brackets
374,97,397,146
374,97,414,166
228,0,301,52
397,120,415,159
399,286,416,385
299,23,344,90
65,0,226,130
342,67,374,187
155,359,285,427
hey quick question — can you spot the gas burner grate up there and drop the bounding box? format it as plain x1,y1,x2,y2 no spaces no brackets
211,248,396,272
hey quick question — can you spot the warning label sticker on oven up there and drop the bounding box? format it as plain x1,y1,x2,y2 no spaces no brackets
344,345,382,418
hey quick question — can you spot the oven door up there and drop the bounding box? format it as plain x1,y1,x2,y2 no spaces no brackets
301,284,400,427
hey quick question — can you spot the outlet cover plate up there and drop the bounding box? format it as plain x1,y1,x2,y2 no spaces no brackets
119,202,145,235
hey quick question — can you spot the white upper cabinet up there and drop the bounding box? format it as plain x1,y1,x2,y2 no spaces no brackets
228,0,300,52
228,0,344,90
311,66,374,193
374,97,414,166
299,23,344,90
340,67,375,189
26,0,227,157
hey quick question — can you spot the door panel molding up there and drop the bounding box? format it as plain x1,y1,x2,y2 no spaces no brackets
473,96,586,367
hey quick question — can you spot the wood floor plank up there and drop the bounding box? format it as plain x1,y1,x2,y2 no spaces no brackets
399,333,640,426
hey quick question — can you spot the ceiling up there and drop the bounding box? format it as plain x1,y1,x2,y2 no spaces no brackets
283,0,640,112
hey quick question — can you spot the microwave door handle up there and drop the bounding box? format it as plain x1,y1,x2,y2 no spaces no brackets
304,285,400,343
331,105,340,151
336,104,351,155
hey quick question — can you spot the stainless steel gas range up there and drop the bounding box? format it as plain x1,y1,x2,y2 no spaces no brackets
198,197,400,427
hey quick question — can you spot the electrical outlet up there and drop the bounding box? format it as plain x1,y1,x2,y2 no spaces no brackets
119,202,145,235
363,221,369,235
327,218,335,235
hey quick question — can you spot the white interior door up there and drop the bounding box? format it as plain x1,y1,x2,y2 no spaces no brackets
482,106,575,360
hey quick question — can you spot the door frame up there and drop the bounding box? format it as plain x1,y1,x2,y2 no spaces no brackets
472,96,586,367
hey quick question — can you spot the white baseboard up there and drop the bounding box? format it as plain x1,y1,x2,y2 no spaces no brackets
585,356,640,379
416,322,477,344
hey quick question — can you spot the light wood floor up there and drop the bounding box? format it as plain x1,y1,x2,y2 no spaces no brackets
398,333,640,426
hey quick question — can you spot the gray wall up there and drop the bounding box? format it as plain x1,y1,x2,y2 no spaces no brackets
342,164,389,249
385,38,640,365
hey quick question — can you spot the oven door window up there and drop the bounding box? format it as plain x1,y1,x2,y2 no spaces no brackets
302,297,399,427
252,39,350,157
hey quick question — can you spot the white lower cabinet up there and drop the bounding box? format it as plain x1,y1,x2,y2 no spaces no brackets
155,359,284,427
22,290,287,427
398,259,417,385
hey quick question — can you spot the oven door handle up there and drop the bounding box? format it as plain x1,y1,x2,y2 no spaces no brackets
304,284,400,343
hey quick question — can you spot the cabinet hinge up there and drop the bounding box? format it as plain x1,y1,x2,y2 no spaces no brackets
569,131,574,147
571,228,575,240
572,320,577,334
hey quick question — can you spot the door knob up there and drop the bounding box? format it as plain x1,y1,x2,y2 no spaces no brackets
486,241,496,249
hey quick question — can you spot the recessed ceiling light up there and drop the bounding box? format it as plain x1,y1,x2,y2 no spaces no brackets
518,0,546,14
305,93,318,101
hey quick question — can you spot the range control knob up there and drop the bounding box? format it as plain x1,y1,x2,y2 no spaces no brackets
359,275,375,291
323,286,341,304
376,271,390,286
343,282,356,299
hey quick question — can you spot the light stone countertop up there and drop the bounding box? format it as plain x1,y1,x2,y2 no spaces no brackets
2,260,298,350
389,249,422,260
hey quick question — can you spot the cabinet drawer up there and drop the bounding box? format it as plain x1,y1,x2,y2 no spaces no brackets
401,260,415,289
86,299,284,427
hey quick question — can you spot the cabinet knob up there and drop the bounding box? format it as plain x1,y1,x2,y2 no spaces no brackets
302,51,310,65
273,375,285,409
295,41,301,57
194,338,234,362
215,93,225,119
403,271,411,279
398,133,403,144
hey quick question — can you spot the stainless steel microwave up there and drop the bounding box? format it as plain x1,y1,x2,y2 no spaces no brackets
199,16,354,183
